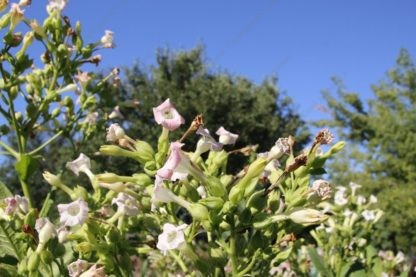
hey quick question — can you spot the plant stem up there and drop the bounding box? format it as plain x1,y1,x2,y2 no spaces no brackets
20,179,34,209
0,140,18,158
169,250,187,273
229,217,238,276
29,130,63,156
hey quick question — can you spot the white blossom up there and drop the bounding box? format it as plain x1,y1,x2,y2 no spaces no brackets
215,126,238,145
112,192,139,216
66,153,92,176
361,209,376,221
58,199,89,226
334,190,348,206
156,223,188,255
106,123,125,142
100,30,115,48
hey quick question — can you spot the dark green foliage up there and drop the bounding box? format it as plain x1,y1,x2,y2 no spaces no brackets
316,49,416,253
0,46,309,206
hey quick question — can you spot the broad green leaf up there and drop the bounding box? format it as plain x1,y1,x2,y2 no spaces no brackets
0,221,22,260
308,247,333,277
0,263,18,277
0,181,12,199
15,154,39,181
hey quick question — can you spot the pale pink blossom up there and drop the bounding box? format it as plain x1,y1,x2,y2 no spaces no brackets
83,112,99,124
216,126,238,145
3,195,29,215
66,153,93,177
106,123,125,142
153,99,185,131
68,259,89,277
157,223,188,255
75,71,91,89
157,142,190,181
58,199,89,226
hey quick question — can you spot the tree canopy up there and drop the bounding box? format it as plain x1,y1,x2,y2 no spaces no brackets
1,46,310,202
316,49,416,253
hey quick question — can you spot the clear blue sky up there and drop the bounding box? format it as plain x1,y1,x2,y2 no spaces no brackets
26,0,416,122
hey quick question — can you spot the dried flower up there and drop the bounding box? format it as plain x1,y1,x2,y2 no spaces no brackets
314,128,334,145
79,264,107,277
310,179,332,200
68,259,89,277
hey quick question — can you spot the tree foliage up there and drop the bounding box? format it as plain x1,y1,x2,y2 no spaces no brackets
1,47,309,202
316,49,416,253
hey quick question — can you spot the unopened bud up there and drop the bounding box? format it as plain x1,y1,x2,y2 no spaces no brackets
288,209,328,226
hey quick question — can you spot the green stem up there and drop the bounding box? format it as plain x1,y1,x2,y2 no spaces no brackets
237,249,260,277
230,218,238,276
20,178,34,209
169,250,187,273
0,140,18,158
29,130,63,156
7,92,24,153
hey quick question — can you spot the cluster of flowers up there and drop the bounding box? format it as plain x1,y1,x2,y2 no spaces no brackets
0,95,344,275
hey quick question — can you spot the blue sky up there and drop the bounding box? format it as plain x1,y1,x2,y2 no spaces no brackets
26,0,416,122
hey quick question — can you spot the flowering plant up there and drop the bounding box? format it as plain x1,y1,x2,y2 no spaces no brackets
0,1,409,276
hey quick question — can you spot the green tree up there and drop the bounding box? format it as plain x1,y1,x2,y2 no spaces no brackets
1,47,310,201
316,49,416,253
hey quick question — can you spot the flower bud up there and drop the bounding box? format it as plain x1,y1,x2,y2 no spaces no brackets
75,242,94,254
288,209,328,226
0,0,8,12
205,176,226,197
10,3,24,31
188,203,209,221
40,249,53,264
198,197,224,209
35,218,56,252
27,252,40,272
134,140,155,163
229,157,268,204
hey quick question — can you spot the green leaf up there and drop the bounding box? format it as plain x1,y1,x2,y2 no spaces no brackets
15,154,39,181
309,167,327,175
0,263,18,277
308,247,333,277
0,181,12,199
39,192,54,218
0,221,22,260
